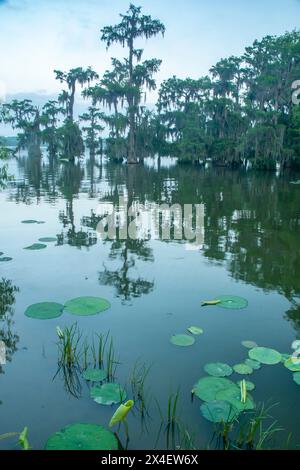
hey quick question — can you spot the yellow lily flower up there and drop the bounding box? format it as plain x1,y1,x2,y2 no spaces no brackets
109,400,134,428
240,379,247,404
18,427,30,450
201,300,221,306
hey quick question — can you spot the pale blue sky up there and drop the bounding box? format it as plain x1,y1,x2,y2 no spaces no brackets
0,0,300,98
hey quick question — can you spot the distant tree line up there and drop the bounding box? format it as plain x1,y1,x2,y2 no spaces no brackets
1,3,300,169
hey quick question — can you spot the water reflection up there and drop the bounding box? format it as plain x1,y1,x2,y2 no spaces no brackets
0,278,19,375
5,152,300,307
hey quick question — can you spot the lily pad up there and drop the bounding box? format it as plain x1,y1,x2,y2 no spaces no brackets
233,363,253,375
245,358,261,370
64,296,111,316
204,362,233,377
249,347,281,365
45,423,118,450
293,372,300,385
216,387,255,412
0,257,12,262
237,380,255,391
82,368,107,382
24,243,47,250
38,237,57,243
170,334,195,347
21,220,45,224
216,295,248,310
284,357,300,372
91,383,126,406
25,302,64,320
200,400,239,423
187,326,203,335
242,340,258,349
192,376,237,402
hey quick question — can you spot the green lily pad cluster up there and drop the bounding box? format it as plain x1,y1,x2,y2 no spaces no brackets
45,379,128,449
24,236,58,251
193,375,255,423
282,341,300,385
25,296,111,320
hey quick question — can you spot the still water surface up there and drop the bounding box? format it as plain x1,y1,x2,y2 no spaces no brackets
0,151,300,449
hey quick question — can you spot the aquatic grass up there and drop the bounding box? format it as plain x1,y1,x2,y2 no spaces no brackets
209,402,286,450
155,390,181,449
105,336,120,380
56,323,82,369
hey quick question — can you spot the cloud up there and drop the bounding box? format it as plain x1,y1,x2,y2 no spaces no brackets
0,0,300,96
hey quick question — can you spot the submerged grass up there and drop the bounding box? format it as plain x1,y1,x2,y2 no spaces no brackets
130,360,152,418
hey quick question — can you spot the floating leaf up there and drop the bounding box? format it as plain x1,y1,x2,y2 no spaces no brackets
291,340,300,351
192,376,237,402
38,237,57,243
217,295,248,310
293,372,300,385
45,423,118,450
281,353,291,363
245,358,261,370
284,357,300,372
233,363,253,375
21,220,45,224
25,302,64,320
216,387,255,412
109,400,134,427
187,326,203,335
201,300,221,306
82,368,107,382
249,347,281,365
0,257,12,262
64,296,111,316
242,340,258,349
200,400,239,423
170,334,195,347
237,380,255,391
204,362,233,377
24,243,47,250
91,383,126,406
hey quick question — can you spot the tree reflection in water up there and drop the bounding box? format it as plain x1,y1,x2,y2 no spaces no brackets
0,278,19,375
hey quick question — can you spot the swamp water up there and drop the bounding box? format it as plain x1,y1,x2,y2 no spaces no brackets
0,151,300,449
